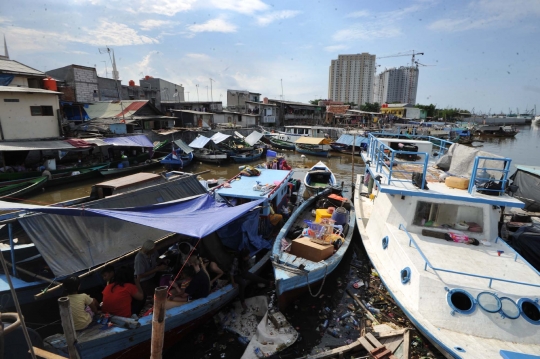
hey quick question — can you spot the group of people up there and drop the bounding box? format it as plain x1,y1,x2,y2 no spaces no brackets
64,239,271,330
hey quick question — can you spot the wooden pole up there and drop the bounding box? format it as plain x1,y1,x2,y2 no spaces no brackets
58,297,80,359
150,286,168,359
351,132,356,197
31,346,68,359
0,251,37,359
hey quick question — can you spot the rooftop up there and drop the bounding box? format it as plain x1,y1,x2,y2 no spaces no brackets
268,99,320,108
85,100,156,119
0,86,61,94
0,59,45,77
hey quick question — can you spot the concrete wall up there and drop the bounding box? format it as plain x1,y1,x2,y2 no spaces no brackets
0,92,60,139
98,77,122,101
73,67,98,103
10,76,28,87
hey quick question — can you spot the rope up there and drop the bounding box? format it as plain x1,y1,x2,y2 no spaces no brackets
40,277,59,294
166,237,203,297
306,262,329,298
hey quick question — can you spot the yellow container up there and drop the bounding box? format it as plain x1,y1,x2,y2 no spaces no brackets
445,176,470,189
315,209,332,223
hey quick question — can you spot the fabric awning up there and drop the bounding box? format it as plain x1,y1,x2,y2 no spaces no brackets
189,136,211,149
174,139,194,154
244,131,264,146
0,140,77,152
102,135,153,147
295,137,326,145
211,132,231,144
234,131,245,139
335,134,368,146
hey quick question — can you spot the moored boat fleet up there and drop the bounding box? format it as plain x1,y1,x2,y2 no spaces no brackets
0,123,539,358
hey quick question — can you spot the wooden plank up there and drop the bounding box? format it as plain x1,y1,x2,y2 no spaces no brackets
359,336,376,352
403,329,410,359
383,337,404,354
374,328,410,339
305,338,364,359
366,332,383,348
345,289,378,324
32,347,68,359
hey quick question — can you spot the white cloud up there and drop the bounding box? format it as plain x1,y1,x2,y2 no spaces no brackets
324,44,349,52
137,51,160,74
185,53,210,60
257,10,301,26
210,0,269,14
140,19,179,31
133,0,196,16
187,18,237,33
347,10,370,18
332,25,401,41
86,20,158,46
428,0,540,32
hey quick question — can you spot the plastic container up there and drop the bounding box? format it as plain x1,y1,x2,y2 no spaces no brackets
331,207,348,226
315,209,332,223
445,176,470,189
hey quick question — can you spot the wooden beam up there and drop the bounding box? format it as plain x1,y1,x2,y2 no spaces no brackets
31,347,68,359
403,329,410,359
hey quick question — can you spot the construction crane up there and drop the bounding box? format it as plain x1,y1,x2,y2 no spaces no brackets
377,50,424,105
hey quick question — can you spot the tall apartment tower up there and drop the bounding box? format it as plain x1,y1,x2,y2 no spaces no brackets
328,53,376,106
374,66,419,105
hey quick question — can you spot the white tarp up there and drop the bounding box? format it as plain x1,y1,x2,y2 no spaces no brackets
188,136,211,149
244,131,264,146
439,143,505,179
210,132,231,144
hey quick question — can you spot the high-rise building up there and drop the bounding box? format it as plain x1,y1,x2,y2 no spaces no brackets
328,53,376,106
374,66,419,105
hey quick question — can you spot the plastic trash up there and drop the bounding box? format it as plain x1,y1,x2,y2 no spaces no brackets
328,328,341,338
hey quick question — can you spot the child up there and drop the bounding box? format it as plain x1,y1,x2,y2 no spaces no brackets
63,276,99,330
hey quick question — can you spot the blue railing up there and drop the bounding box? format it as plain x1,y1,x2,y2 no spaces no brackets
398,224,540,289
369,132,453,159
467,156,512,195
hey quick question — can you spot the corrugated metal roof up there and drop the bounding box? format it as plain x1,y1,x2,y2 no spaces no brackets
335,134,368,146
515,165,540,177
171,110,214,115
85,101,149,119
295,137,326,145
0,59,45,76
210,132,231,144
174,139,194,154
0,86,61,94
0,140,76,151
189,136,211,149
244,131,263,146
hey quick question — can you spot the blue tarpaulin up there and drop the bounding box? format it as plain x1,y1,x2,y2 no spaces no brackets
102,135,153,147
0,74,14,86
335,134,368,146
217,210,271,253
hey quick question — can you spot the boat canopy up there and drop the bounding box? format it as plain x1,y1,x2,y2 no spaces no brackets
174,139,194,154
210,132,231,144
510,165,540,212
0,140,81,152
102,135,153,147
244,131,264,146
295,137,327,145
189,136,212,149
334,134,367,146
0,194,264,277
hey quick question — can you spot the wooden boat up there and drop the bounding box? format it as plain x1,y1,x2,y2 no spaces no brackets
271,189,355,309
294,135,332,157
0,177,48,201
0,163,109,182
354,133,540,358
160,151,193,171
329,134,367,154
269,137,295,150
295,143,329,157
192,148,228,164
99,158,164,177
303,161,337,198
230,148,264,163
475,125,519,137
44,164,109,187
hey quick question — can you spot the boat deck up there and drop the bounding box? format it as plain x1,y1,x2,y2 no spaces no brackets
215,169,292,200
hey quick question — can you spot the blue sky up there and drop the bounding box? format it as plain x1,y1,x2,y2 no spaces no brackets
1,0,540,114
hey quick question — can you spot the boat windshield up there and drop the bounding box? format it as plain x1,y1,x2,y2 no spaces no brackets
412,201,484,233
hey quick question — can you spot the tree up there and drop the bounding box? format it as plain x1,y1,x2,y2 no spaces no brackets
360,102,380,112
344,101,357,108
415,103,436,118
309,99,325,105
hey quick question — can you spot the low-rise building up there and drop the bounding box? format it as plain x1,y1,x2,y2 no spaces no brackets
267,99,325,126
46,64,99,103
226,90,260,113
139,77,184,108
380,103,426,119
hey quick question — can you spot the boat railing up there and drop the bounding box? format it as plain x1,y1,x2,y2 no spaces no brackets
370,131,453,158
366,134,429,189
398,224,540,289
467,156,512,195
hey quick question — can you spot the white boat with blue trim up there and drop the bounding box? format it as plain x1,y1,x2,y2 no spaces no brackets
354,133,540,358
303,161,337,198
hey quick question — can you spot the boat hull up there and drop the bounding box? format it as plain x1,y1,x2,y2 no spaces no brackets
269,138,295,150
160,152,194,171
45,165,108,187
230,149,264,163
193,152,228,164
295,144,329,157
99,159,163,176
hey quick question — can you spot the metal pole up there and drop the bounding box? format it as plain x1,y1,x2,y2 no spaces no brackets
351,133,356,196
150,286,168,359
8,223,16,277
58,297,80,359
0,251,37,359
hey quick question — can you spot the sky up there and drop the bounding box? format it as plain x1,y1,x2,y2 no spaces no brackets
1,0,540,114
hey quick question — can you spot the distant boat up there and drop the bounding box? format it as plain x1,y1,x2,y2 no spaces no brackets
269,137,295,150
44,164,109,187
303,161,337,197
329,133,367,154
230,148,264,163
160,152,193,170
192,148,228,164
0,177,48,201
0,163,109,182
294,137,332,157
475,125,519,137
99,158,164,176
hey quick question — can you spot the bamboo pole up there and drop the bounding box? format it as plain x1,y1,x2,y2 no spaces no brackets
32,346,68,359
58,297,80,359
34,233,176,299
0,251,37,359
150,286,168,359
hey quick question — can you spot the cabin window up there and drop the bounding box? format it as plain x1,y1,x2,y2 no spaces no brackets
3,99,19,102
30,105,54,116
413,201,483,233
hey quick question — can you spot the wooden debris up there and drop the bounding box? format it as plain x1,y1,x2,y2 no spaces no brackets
361,333,398,359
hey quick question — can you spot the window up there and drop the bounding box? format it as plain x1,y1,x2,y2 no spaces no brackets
413,201,484,232
4,99,19,102
30,106,54,116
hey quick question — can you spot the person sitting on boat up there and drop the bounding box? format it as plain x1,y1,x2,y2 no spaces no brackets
134,240,168,299
63,276,99,331
178,243,224,288
169,256,210,303
102,266,144,318
230,249,273,314
101,265,115,285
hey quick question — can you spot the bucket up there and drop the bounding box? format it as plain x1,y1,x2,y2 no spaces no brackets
331,207,348,226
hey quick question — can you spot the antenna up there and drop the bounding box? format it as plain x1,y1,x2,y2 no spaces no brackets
280,79,284,100
209,78,215,102
98,46,125,122
101,61,108,78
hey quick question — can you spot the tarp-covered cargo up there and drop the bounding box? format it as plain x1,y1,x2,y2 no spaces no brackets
510,165,540,212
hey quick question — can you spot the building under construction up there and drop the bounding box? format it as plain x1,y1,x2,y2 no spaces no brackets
374,66,419,105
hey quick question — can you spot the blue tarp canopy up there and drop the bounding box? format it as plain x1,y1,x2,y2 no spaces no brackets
210,132,231,144
102,135,153,147
189,136,212,149
335,134,368,146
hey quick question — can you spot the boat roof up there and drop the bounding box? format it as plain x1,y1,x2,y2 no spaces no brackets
94,173,161,189
295,137,326,145
514,165,540,177
215,169,292,200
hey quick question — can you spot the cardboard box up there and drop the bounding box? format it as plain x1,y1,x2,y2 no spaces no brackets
445,176,469,189
290,237,334,262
